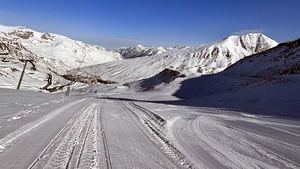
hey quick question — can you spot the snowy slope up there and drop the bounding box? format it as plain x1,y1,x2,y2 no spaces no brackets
77,33,278,84
0,24,123,90
175,38,300,98
173,39,300,116
225,38,300,77
0,25,122,73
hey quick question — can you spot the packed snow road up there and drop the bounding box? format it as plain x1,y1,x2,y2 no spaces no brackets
0,90,188,169
0,89,300,169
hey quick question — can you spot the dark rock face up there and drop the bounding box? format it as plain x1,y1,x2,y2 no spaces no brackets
255,35,273,53
62,74,116,85
8,29,34,39
0,42,9,55
41,33,54,40
0,37,37,61
211,47,219,57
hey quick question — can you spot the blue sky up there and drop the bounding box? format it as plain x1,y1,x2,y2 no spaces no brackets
0,0,299,48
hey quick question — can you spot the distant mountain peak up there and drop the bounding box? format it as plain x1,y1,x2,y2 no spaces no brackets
116,45,168,59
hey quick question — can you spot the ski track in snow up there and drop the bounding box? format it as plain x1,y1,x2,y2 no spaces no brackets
28,102,105,169
167,113,300,169
2,98,183,169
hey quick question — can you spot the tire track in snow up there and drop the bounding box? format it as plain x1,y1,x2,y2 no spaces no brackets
66,104,96,169
28,102,103,169
74,112,95,168
27,103,90,169
99,100,112,169
77,103,102,169
168,114,300,169
0,99,86,153
120,101,194,169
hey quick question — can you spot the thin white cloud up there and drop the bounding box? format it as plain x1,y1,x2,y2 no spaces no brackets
233,29,265,35
72,36,142,49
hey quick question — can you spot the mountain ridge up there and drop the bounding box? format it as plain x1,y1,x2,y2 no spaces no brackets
76,32,278,84
0,24,279,91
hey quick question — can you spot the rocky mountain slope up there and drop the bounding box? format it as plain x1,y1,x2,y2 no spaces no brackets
76,33,278,84
0,35,68,90
0,25,122,73
172,38,300,117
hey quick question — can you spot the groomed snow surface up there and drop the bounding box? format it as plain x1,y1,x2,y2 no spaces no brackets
0,88,299,169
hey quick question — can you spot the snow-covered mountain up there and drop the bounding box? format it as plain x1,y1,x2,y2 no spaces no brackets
225,39,300,78
175,38,300,99
0,25,122,73
0,24,279,91
115,44,188,59
0,24,122,90
76,33,278,84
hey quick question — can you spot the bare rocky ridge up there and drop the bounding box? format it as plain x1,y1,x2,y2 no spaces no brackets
7,28,34,39
0,36,37,61
41,33,54,41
